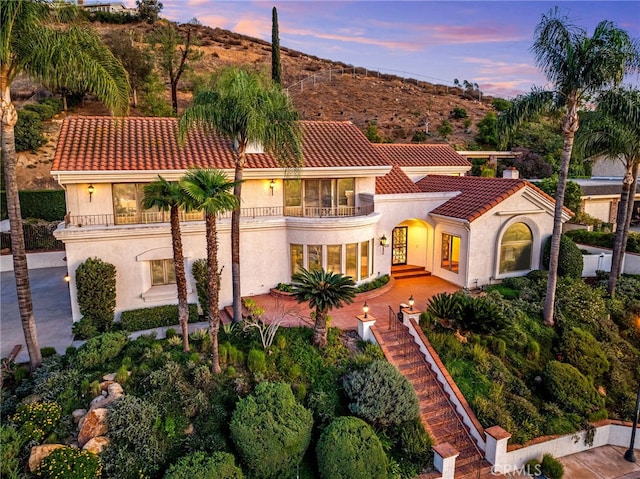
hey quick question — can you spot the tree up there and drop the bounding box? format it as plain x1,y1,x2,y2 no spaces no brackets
1,1,129,369
537,176,582,213
105,30,153,108
437,119,452,140
271,7,282,85
180,168,238,373
180,67,303,324
148,23,202,115
142,177,191,352
498,8,639,326
136,0,163,24
290,268,356,347
577,87,640,295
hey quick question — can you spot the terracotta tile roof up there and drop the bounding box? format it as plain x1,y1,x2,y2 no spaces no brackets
376,165,421,194
373,143,471,168
416,175,528,222
52,117,388,172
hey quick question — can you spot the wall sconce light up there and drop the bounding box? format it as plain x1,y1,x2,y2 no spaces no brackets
409,295,415,310
363,301,369,319
269,179,275,196
64,273,70,288
88,184,95,202
379,234,389,254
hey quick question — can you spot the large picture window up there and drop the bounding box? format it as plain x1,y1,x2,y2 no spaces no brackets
290,241,372,281
151,259,176,285
499,223,533,273
441,233,460,273
327,245,342,273
284,178,354,216
308,245,322,271
346,243,358,279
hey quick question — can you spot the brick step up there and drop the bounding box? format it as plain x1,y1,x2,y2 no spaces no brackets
456,450,484,469
393,271,432,280
455,460,494,479
220,307,233,325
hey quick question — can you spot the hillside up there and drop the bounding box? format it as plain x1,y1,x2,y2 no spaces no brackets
12,19,498,190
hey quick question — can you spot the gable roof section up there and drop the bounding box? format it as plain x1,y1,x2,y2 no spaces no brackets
376,165,421,194
52,117,388,172
373,143,471,168
416,175,528,222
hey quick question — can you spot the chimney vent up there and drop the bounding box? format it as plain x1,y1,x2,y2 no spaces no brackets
503,167,519,179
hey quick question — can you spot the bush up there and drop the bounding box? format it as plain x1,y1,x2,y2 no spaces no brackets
541,453,564,479
316,416,388,479
355,274,390,293
192,259,209,316
230,382,313,479
343,360,419,427
456,294,507,334
542,361,604,415
36,447,102,479
247,349,266,374
0,190,66,221
450,107,468,119
543,235,583,278
12,401,61,442
0,425,24,478
71,317,98,340
389,419,433,474
15,109,45,152
75,332,128,370
558,327,609,378
119,304,199,331
565,229,640,254
163,452,243,479
24,102,57,120
75,257,116,332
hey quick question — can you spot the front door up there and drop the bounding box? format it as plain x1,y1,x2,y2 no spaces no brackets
392,227,408,265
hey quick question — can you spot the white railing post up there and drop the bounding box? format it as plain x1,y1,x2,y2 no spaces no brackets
433,443,459,479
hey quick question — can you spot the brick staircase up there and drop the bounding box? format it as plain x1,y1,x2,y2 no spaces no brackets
391,264,432,280
373,320,494,479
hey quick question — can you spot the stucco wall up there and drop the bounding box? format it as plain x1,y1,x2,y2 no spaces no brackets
584,199,612,223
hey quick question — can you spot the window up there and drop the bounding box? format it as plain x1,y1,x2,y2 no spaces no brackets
308,245,322,271
151,259,176,285
346,243,357,279
284,178,355,216
441,234,460,273
327,245,342,273
360,240,370,280
499,223,533,273
113,183,160,224
291,244,303,276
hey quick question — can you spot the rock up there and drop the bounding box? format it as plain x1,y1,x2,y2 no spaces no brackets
28,444,64,472
99,380,114,391
78,408,108,447
102,373,116,381
89,395,107,410
82,436,110,455
107,383,123,396
72,408,87,424
184,423,194,435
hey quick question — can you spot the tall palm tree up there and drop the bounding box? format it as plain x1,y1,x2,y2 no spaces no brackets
179,67,303,324
1,1,129,369
578,87,640,295
180,168,238,373
142,177,191,351
290,268,356,348
498,8,639,326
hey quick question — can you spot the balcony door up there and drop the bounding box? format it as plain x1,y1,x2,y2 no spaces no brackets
392,227,408,265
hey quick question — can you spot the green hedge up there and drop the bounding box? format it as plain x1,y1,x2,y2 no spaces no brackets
565,229,640,254
0,190,66,221
119,304,200,332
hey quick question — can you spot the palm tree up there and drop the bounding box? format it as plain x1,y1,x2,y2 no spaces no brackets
290,268,356,348
498,8,639,326
180,168,238,373
179,67,303,324
1,1,129,369
577,87,640,295
142,177,192,352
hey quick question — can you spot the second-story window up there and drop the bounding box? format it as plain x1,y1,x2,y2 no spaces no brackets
284,178,354,217
113,183,161,224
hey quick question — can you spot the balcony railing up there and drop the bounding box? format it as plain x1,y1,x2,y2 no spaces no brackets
63,204,374,228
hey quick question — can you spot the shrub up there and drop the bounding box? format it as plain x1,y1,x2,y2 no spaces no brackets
230,382,313,479
275,282,293,293
36,447,102,479
456,294,507,334
542,361,604,415
119,304,199,331
426,292,459,325
450,107,468,119
543,235,583,278
0,424,24,478
355,274,390,293
40,347,57,358
24,102,57,120
75,257,116,332
555,278,608,338
163,451,243,479
12,401,61,442
343,360,419,427
437,119,453,139
192,259,209,315
0,190,66,221
558,327,609,378
541,453,564,479
71,317,98,340
75,332,128,370
316,416,388,479
15,109,45,152
389,418,433,474
247,349,266,374
565,230,640,254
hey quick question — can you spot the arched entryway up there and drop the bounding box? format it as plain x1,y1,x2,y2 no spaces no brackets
390,219,433,279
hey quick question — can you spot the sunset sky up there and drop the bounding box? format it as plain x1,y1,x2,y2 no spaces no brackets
124,1,640,98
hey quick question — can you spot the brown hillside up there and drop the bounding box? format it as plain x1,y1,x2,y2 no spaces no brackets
13,20,497,190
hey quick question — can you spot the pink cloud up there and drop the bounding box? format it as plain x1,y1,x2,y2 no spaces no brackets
419,24,527,45
283,26,419,51
460,57,541,78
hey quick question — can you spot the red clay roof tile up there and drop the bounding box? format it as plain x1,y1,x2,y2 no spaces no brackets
376,166,421,194
374,143,471,168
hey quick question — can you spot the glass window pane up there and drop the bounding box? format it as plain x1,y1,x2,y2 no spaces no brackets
151,259,165,285
451,236,460,273
291,244,303,276
500,223,533,273
305,180,320,207
308,245,322,271
441,234,460,273
327,245,342,273
337,178,354,206
346,243,357,279
284,180,301,207
166,259,176,284
360,241,369,280
113,184,138,224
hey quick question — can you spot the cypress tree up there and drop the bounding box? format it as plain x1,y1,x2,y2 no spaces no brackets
271,6,282,85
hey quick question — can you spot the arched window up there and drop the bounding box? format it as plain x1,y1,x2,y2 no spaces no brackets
499,223,532,273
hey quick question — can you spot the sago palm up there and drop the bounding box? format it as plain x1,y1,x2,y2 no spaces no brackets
498,8,639,326
179,67,303,324
291,268,356,348
1,1,129,369
142,177,192,352
180,168,238,373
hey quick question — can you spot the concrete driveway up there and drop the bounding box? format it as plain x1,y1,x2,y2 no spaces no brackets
1,266,73,364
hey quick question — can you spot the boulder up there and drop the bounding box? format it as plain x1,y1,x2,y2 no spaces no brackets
72,408,87,424
107,383,123,396
102,373,116,381
99,380,115,391
28,444,64,472
82,436,110,455
78,408,108,447
89,394,107,410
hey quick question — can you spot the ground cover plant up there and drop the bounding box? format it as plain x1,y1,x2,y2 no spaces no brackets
421,274,640,444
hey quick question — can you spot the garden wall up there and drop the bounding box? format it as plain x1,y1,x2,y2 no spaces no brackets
0,251,66,272
578,244,640,275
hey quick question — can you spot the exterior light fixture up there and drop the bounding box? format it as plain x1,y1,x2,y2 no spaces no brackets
409,295,415,309
363,301,369,319
88,184,95,202
64,273,70,283
380,234,389,254
269,179,275,195
625,384,640,462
